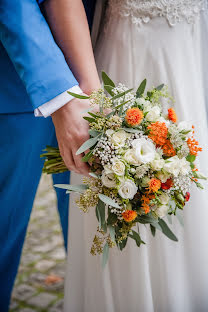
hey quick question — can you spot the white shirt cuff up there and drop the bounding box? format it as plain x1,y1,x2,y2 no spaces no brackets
34,85,82,117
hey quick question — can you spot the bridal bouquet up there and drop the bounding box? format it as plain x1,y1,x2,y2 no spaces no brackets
41,72,206,266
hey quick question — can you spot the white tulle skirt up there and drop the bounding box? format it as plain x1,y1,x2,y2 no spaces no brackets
64,10,208,312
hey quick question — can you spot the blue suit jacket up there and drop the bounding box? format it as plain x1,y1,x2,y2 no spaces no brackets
0,0,95,114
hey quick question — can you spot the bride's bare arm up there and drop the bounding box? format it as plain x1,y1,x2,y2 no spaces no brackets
41,0,100,175
41,0,100,94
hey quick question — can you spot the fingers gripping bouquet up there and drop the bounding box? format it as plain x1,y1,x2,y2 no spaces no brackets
42,72,206,266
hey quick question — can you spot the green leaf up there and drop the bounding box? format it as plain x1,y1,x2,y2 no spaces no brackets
98,194,120,209
186,154,196,163
136,79,147,98
136,214,157,224
114,99,131,110
107,212,117,225
67,91,89,99
54,184,88,193
102,243,109,268
118,238,128,251
150,224,156,237
83,116,96,123
155,84,164,91
76,135,100,155
158,218,178,241
102,71,115,88
81,150,93,162
104,85,114,96
88,112,102,119
108,225,116,243
111,88,133,101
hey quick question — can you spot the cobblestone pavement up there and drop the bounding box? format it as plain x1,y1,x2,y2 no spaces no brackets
10,175,66,312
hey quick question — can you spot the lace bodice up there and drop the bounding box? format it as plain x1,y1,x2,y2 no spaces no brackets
107,0,207,27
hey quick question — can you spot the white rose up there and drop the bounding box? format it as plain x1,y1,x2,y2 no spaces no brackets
112,159,125,176
179,158,191,175
124,149,140,166
150,153,165,171
155,171,171,183
132,138,156,164
158,193,170,205
146,106,161,122
118,179,138,199
101,167,117,188
136,98,150,107
163,156,181,177
178,121,193,137
106,129,114,137
155,205,169,218
111,130,129,147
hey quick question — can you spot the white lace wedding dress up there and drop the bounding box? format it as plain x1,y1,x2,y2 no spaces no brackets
64,1,208,311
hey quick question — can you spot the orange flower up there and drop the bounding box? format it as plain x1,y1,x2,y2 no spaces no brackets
122,210,137,222
187,137,202,156
162,139,176,157
141,194,155,214
168,108,177,123
148,178,161,193
125,107,144,126
148,122,168,146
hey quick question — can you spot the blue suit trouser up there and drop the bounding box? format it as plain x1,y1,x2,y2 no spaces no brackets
0,113,70,311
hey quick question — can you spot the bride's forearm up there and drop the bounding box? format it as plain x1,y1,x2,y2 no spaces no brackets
41,0,100,94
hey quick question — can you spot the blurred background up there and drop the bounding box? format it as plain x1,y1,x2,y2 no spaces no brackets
9,175,66,312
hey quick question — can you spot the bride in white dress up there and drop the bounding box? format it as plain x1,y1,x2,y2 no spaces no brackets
64,1,208,311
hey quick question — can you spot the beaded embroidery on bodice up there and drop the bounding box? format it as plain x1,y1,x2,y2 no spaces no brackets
107,0,207,26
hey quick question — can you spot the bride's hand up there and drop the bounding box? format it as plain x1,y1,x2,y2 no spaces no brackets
52,98,92,176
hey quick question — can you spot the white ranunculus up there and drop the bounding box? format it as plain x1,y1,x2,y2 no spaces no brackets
118,179,138,199
124,149,140,166
155,205,169,218
156,171,171,183
179,158,191,175
132,138,156,164
111,130,129,147
157,116,171,127
112,159,125,176
101,166,117,188
178,121,193,138
146,106,161,122
158,193,170,205
150,153,165,171
163,156,181,177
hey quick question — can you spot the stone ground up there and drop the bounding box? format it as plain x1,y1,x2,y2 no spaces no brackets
10,175,66,312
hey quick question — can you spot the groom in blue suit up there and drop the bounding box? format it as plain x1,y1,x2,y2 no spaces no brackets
0,0,96,310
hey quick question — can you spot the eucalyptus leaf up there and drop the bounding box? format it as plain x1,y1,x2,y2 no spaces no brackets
83,116,96,123
88,129,102,137
102,243,109,268
67,91,89,99
136,79,147,98
150,224,156,237
98,194,120,209
102,72,115,88
88,112,102,119
89,172,100,179
129,230,142,247
96,199,106,228
108,225,116,243
54,184,88,193
158,218,178,241
76,135,100,155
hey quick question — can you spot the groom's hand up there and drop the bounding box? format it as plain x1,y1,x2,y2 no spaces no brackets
52,98,91,176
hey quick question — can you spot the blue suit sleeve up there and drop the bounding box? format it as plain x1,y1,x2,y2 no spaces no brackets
0,0,78,109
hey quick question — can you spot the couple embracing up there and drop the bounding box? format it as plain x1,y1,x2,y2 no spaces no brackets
1,1,208,311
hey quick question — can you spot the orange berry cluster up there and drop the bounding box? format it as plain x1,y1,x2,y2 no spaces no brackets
168,108,177,123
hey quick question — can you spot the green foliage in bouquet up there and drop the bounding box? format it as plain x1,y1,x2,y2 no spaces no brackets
41,72,207,267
